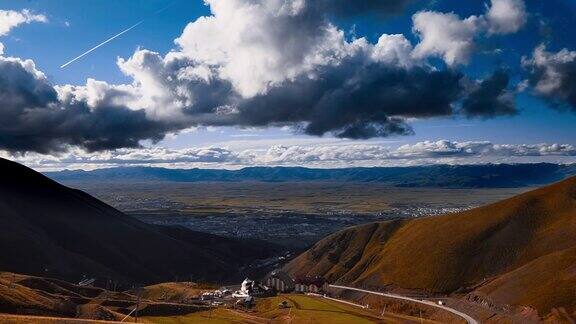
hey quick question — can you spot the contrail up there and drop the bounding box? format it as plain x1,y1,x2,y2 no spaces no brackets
60,20,144,69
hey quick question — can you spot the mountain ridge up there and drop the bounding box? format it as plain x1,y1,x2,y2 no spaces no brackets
46,163,576,188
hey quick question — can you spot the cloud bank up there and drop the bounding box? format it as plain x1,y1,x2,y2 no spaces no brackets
8,140,575,171
0,0,532,154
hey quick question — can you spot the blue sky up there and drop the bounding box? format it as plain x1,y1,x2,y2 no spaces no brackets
0,0,575,170
1,0,208,84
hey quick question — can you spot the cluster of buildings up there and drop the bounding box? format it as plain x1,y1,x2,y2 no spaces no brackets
223,270,329,299
232,278,274,298
198,270,329,310
200,288,232,301
263,271,329,294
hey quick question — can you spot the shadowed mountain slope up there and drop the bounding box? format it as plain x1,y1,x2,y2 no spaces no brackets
285,177,576,315
0,158,280,285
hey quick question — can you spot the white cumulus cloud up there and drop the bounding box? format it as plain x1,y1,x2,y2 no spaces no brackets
0,9,47,36
486,0,527,35
522,45,576,110
411,0,526,65
412,11,483,66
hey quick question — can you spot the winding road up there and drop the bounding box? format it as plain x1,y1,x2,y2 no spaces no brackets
329,284,478,324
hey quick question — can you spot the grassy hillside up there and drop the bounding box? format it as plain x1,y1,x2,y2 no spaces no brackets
0,272,206,322
473,245,576,314
141,294,432,324
0,158,280,285
285,177,576,316
139,282,215,303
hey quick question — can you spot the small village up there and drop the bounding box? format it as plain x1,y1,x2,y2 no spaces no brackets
198,270,330,310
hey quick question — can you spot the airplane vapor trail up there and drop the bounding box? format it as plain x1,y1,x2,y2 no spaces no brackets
60,20,143,68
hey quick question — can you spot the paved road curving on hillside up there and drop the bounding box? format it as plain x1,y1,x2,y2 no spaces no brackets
329,284,478,324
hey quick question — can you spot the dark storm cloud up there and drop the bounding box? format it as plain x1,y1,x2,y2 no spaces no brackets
0,52,515,153
334,119,414,139
48,104,172,153
461,70,517,118
0,58,173,153
230,61,463,139
315,0,417,17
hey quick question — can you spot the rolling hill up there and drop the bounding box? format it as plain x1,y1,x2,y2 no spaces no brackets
285,176,576,317
0,158,280,285
46,163,576,188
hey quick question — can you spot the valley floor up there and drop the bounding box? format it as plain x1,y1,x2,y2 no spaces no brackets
64,181,527,248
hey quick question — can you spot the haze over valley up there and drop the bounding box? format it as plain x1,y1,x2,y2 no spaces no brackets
50,172,530,248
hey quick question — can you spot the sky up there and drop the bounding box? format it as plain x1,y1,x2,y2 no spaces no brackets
0,0,575,170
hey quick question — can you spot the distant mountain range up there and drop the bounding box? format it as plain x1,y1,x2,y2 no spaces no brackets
285,176,576,318
46,163,576,188
0,158,281,285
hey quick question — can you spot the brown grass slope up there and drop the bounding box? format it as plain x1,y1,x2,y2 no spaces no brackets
0,158,279,284
285,176,576,314
0,273,78,317
0,271,207,321
473,245,576,315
